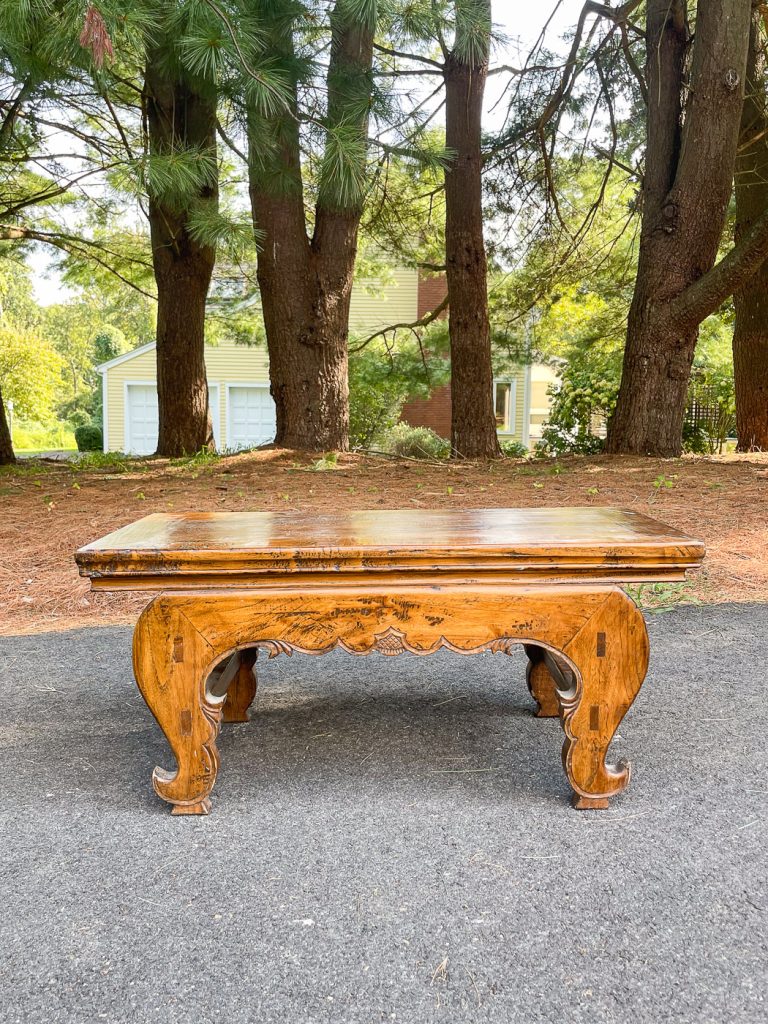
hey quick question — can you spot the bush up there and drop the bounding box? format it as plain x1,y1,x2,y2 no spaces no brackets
499,439,528,458
12,419,76,452
74,423,103,452
382,422,450,460
535,424,605,457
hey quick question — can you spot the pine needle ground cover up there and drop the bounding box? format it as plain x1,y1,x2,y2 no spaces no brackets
1,450,766,635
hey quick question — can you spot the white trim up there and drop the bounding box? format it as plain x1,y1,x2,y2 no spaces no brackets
492,377,518,436
96,340,157,373
101,369,109,452
225,381,275,451
124,380,157,455
523,363,532,448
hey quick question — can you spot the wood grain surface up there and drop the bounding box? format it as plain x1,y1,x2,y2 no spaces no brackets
75,507,705,588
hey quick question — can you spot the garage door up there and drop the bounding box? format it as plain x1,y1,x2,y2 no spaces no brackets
125,385,159,455
125,384,220,455
228,386,276,450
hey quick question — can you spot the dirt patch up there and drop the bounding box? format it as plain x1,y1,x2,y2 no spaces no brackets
1,448,766,635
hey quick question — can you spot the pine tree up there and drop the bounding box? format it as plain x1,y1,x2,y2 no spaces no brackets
239,0,377,451
143,18,218,456
443,0,499,458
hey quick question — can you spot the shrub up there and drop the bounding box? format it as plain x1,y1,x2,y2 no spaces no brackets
535,425,605,457
382,422,450,460
12,419,76,452
74,423,103,452
499,439,528,458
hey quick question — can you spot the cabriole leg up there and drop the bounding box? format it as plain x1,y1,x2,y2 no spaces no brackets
558,589,650,809
132,597,222,815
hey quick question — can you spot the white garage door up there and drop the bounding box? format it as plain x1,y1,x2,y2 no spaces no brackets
125,384,220,455
228,386,276,450
125,385,159,455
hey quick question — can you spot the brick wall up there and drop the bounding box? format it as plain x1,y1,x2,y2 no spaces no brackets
400,273,451,438
401,383,452,439
417,272,448,319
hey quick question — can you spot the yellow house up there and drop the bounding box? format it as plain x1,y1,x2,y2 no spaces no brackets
97,268,553,453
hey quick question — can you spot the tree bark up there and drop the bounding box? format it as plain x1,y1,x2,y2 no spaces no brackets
0,386,15,465
607,0,752,456
444,1,500,459
145,52,216,458
733,6,768,451
247,3,372,451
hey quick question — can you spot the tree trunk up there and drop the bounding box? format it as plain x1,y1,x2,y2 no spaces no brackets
247,3,372,451
444,1,500,459
607,0,752,456
145,53,216,458
253,210,353,451
0,386,15,465
733,7,768,451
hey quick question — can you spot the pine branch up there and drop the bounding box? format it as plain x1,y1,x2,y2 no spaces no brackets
350,294,448,352
373,42,444,70
0,77,35,152
0,225,155,298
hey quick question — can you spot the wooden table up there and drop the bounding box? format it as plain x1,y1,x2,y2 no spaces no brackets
75,508,704,815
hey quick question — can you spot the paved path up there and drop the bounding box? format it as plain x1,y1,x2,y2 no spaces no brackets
1,605,766,1023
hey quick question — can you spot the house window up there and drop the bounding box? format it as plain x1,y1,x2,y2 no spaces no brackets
494,381,514,432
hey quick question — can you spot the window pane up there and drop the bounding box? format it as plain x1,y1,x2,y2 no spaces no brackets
495,383,511,431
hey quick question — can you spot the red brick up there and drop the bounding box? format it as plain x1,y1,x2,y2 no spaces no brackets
401,383,452,439
417,272,448,319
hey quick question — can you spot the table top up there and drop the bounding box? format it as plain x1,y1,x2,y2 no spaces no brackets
75,508,704,590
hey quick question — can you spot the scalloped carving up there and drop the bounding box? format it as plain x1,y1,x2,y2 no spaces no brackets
245,627,522,660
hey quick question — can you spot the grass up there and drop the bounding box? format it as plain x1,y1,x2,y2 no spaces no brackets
625,581,703,613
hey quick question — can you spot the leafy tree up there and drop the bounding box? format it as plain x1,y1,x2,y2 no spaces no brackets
0,323,63,422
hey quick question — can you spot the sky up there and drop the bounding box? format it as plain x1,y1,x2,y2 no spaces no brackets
28,1,580,306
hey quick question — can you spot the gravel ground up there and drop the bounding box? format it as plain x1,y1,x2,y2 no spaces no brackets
1,603,766,1024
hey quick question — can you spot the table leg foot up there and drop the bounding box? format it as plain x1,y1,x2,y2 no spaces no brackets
171,797,212,816
222,650,259,723
572,794,610,810
133,598,222,815
558,589,649,808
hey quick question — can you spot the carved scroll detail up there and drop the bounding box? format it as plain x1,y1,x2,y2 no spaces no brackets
243,626,521,660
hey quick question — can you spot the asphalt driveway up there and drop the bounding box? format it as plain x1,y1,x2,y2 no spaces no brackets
1,604,766,1023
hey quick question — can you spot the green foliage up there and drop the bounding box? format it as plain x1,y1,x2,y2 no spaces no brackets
11,419,75,452
381,422,450,459
310,452,340,471
361,133,447,270
348,328,449,448
684,319,736,454
71,450,137,473
499,439,528,458
74,423,103,452
625,582,702,614
0,322,63,420
168,447,221,468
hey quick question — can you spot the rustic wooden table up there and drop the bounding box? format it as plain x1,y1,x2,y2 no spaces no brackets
75,508,704,815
